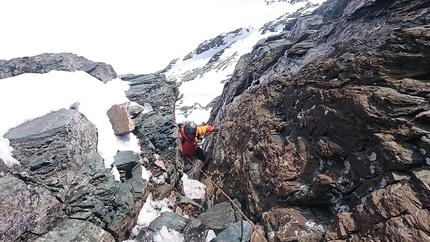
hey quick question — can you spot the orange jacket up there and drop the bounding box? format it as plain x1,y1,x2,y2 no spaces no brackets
180,124,214,156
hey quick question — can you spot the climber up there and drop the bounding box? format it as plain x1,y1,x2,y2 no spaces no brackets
178,121,218,162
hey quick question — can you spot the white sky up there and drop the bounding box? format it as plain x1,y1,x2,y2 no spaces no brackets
1,0,297,75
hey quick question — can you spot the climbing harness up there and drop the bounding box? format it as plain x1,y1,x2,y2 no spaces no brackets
185,156,268,242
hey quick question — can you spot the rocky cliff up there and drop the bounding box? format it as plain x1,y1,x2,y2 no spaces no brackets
205,0,430,241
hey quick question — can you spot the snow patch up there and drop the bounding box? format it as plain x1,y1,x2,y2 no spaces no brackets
181,174,206,199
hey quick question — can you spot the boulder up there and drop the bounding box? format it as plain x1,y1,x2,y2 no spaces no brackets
107,103,135,136
211,220,253,242
149,211,189,233
197,200,240,232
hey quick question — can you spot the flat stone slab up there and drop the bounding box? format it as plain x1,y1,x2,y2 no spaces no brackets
5,109,76,141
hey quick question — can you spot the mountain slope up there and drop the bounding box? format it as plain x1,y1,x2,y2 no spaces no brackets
162,1,324,124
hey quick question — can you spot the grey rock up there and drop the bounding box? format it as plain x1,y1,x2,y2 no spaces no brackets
149,211,189,233
113,150,140,172
3,108,147,241
122,73,182,184
0,175,65,242
198,201,239,232
5,109,97,193
5,108,79,141
69,150,146,239
183,218,210,242
211,220,253,242
34,219,115,242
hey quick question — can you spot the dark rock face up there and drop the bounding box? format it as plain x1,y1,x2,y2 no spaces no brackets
0,52,117,83
121,73,182,175
149,211,188,233
198,200,240,232
5,109,97,181
206,0,430,241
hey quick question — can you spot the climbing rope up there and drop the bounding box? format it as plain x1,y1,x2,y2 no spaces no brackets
185,156,268,242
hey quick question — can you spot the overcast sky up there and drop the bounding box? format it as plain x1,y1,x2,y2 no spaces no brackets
1,0,297,75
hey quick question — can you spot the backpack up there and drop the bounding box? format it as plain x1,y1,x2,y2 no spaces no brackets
178,122,187,145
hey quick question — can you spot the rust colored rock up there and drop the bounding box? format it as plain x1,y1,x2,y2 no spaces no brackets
106,103,135,136
262,207,325,241
315,137,346,160
312,173,339,195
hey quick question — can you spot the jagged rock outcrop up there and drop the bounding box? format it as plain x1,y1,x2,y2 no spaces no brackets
0,52,117,83
121,73,182,171
1,107,146,241
206,0,430,241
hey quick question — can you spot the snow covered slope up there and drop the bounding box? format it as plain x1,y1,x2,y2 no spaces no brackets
163,0,326,124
